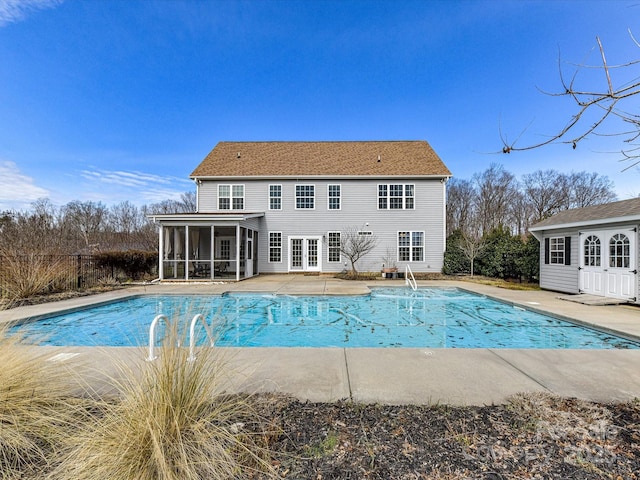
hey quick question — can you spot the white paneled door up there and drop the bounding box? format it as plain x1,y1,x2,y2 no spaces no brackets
580,229,637,300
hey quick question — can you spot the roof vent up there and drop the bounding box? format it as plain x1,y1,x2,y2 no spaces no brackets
377,154,381,162
237,152,241,159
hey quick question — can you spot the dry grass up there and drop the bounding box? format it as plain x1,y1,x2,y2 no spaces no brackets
0,252,74,310
457,275,540,291
52,325,277,480
0,325,84,479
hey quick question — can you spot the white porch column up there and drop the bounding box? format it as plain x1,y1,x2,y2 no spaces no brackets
236,224,241,281
158,225,164,280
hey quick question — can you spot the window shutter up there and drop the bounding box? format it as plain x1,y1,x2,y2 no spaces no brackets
564,236,571,265
544,238,549,264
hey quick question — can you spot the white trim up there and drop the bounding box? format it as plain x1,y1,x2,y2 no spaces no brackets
218,184,245,210
327,231,341,263
548,236,565,265
530,214,640,232
377,183,415,210
397,230,425,262
294,184,316,210
191,174,452,181
149,213,264,222
442,180,447,253
578,228,637,301
288,236,322,272
268,184,282,210
327,184,341,210
268,231,283,263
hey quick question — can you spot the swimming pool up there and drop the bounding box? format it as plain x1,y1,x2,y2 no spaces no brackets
12,287,640,349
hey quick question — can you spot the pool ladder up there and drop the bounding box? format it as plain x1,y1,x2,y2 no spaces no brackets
146,313,215,362
405,264,417,291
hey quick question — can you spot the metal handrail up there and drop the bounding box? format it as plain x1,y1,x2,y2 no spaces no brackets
147,314,171,361
405,264,417,291
187,313,215,362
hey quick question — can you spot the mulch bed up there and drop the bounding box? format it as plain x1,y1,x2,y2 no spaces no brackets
252,393,640,479
1,285,130,309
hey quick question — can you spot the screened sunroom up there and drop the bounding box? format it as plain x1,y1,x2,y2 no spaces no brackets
149,213,263,281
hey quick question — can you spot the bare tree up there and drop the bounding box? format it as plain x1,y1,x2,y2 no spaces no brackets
179,191,197,212
62,200,108,247
339,226,378,276
508,189,536,236
501,33,640,170
0,203,63,253
108,201,142,235
566,171,617,208
521,169,570,222
147,192,196,214
473,164,518,235
446,178,477,236
460,230,486,277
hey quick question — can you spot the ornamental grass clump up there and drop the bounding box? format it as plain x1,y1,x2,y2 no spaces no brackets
0,324,82,478
54,323,276,480
0,250,73,309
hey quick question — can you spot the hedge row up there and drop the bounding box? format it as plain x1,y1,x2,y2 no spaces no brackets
443,227,540,282
93,250,158,280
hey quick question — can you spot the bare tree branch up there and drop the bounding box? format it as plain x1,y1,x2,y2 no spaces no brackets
501,34,640,169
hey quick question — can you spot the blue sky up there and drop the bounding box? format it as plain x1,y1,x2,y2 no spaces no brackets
1,0,638,211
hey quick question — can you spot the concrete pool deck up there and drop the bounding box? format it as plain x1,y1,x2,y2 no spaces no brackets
2,275,640,406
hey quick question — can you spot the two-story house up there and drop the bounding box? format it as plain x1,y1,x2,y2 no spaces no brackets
149,141,452,281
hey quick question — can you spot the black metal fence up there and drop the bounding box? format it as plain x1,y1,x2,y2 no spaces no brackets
0,254,157,298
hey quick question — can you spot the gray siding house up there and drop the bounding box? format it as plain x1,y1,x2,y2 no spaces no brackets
150,141,452,281
529,197,640,304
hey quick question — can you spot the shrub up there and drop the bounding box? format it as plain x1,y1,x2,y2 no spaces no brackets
442,230,471,275
93,250,157,281
0,324,83,478
515,234,540,283
53,324,276,480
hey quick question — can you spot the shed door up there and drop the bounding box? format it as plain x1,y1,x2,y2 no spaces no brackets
580,228,636,300
580,233,603,296
606,231,635,300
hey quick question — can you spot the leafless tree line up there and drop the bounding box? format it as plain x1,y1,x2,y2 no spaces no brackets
446,164,617,238
0,192,196,255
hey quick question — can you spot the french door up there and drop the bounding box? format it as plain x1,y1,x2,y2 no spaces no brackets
580,229,636,300
289,236,321,272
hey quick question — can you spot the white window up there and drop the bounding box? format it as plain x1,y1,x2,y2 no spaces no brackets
583,235,601,267
218,184,244,210
609,233,630,268
269,232,282,263
219,239,231,260
295,185,315,209
549,237,565,265
378,184,414,209
269,185,282,210
328,185,341,210
328,232,341,262
398,231,424,262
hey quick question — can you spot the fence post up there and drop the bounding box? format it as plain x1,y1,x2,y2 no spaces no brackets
77,254,82,289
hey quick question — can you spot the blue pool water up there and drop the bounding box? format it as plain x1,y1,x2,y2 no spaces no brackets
12,287,640,349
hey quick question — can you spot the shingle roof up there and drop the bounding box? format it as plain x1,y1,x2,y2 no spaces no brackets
190,141,451,178
529,197,640,230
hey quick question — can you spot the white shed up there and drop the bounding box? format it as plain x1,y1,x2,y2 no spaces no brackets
529,197,640,304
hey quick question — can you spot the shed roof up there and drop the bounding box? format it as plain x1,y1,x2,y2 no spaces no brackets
190,141,451,178
529,197,640,231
